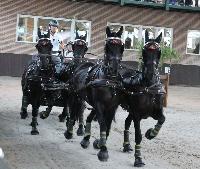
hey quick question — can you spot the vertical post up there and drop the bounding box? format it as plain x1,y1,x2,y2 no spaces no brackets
163,74,169,107
162,66,170,107
165,0,170,11
120,0,125,6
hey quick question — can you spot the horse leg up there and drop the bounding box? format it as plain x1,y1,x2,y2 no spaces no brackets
40,105,52,119
31,104,40,135
58,106,69,122
123,113,133,152
93,103,109,161
133,119,145,167
145,109,165,140
76,102,85,136
105,108,117,139
59,92,70,122
20,94,29,119
40,92,53,119
64,96,77,139
80,109,96,149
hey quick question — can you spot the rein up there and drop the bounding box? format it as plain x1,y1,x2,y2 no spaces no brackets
123,81,166,96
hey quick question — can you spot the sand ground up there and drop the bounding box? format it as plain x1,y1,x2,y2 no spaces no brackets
0,76,199,169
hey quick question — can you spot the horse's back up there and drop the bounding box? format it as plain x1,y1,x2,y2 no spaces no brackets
72,61,96,91
119,67,143,91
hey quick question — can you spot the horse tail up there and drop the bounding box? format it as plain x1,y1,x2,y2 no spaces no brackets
69,94,85,122
113,114,116,123
21,67,28,91
75,99,85,122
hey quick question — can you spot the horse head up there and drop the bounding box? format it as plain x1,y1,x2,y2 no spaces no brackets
72,30,88,58
35,28,53,70
142,30,162,85
105,26,124,77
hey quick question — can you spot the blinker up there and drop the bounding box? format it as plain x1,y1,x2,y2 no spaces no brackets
110,39,121,45
75,40,85,46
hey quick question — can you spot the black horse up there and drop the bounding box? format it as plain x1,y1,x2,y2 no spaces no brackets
39,32,88,135
64,26,124,162
20,29,55,135
120,30,166,167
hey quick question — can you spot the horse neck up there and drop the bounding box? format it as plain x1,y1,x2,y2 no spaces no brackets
142,65,160,86
38,51,51,55
104,56,120,79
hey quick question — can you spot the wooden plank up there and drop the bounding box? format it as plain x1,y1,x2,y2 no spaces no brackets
160,74,169,107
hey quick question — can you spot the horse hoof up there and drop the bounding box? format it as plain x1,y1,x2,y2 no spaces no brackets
80,139,90,149
77,126,84,136
97,149,109,162
20,111,28,119
134,157,145,167
40,111,48,119
93,139,100,149
58,114,65,122
123,144,133,152
145,128,155,140
31,129,39,135
64,131,73,140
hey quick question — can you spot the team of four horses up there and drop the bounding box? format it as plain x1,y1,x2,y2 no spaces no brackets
20,26,166,167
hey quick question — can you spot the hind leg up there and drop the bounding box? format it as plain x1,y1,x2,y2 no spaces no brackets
80,109,96,149
59,92,70,122
123,113,133,152
58,106,69,122
20,94,29,119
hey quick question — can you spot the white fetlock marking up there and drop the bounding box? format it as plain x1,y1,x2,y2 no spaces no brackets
100,132,106,139
0,148,4,159
150,129,159,137
123,141,130,146
84,132,91,137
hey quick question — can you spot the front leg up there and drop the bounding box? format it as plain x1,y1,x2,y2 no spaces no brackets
64,119,74,139
40,92,54,119
123,113,134,152
145,111,165,140
20,94,29,119
94,132,108,162
40,106,52,119
133,119,145,167
93,103,109,162
77,102,85,136
31,106,39,135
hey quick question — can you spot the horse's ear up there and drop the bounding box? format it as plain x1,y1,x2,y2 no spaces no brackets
106,26,111,37
84,32,87,41
145,30,149,43
75,24,79,39
38,28,42,39
155,32,162,43
47,29,50,38
117,26,123,38
75,30,79,40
